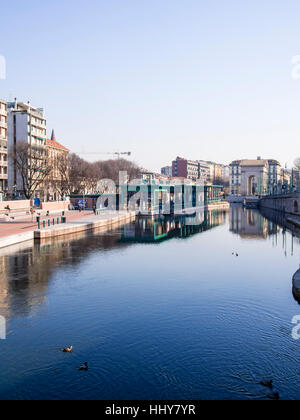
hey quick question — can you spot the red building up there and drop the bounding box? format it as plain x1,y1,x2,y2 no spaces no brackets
172,157,199,181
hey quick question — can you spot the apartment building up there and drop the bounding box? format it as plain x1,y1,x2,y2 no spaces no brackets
0,100,8,197
161,166,172,177
197,160,211,184
172,157,199,182
46,131,69,201
171,157,228,184
268,159,282,188
7,100,47,199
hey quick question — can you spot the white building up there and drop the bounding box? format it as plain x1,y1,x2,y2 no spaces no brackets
0,100,8,198
197,160,211,184
222,165,230,182
7,101,47,199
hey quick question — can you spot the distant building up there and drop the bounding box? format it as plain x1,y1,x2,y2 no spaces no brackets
229,157,282,196
230,160,242,195
222,165,230,182
46,130,69,201
0,100,8,198
161,166,172,177
171,157,228,184
204,161,229,184
197,160,211,184
7,100,47,199
172,157,199,181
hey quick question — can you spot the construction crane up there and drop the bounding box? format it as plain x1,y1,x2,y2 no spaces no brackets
75,151,132,160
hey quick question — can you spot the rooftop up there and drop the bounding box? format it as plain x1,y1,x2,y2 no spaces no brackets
240,160,269,167
46,138,69,152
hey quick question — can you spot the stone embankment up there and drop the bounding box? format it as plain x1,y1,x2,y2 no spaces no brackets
0,211,135,249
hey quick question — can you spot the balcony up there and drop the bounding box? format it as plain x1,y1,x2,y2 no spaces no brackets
0,174,8,180
0,120,7,129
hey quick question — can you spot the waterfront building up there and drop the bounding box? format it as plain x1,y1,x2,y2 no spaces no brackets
229,160,242,195
172,157,199,182
222,165,230,182
161,166,172,177
268,159,282,189
45,130,69,201
197,160,211,184
171,157,227,185
69,183,223,214
230,157,282,196
0,100,8,199
7,100,47,199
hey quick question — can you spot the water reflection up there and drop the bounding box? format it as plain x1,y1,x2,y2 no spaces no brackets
0,210,228,320
0,226,131,320
121,209,228,243
229,205,300,306
2,208,300,399
230,205,279,240
2,207,300,321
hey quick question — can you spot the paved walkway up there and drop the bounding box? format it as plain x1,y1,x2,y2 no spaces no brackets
0,210,136,249
0,211,94,239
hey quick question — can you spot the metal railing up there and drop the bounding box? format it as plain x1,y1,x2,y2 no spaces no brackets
37,216,66,229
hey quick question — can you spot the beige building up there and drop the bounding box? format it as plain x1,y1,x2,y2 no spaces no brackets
0,100,8,198
230,158,282,196
46,131,69,201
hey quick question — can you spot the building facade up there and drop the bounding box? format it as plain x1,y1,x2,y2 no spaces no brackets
7,101,47,199
197,160,211,184
170,157,228,184
161,166,172,177
230,160,242,195
46,131,69,201
172,157,199,181
0,100,8,198
230,158,282,196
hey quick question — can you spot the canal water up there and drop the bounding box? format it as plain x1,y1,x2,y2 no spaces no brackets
0,206,300,400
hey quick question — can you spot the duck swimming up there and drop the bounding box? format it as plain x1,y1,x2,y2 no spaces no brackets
62,346,73,353
260,380,273,389
78,362,89,371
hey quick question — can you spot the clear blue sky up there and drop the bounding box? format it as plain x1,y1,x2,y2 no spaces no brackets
1,0,300,171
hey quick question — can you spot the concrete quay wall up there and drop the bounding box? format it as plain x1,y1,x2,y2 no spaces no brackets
259,193,300,216
34,211,136,241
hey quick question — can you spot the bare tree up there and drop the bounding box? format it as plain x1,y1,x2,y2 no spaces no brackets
52,153,70,198
94,158,141,184
294,158,300,171
66,155,142,194
14,141,52,199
